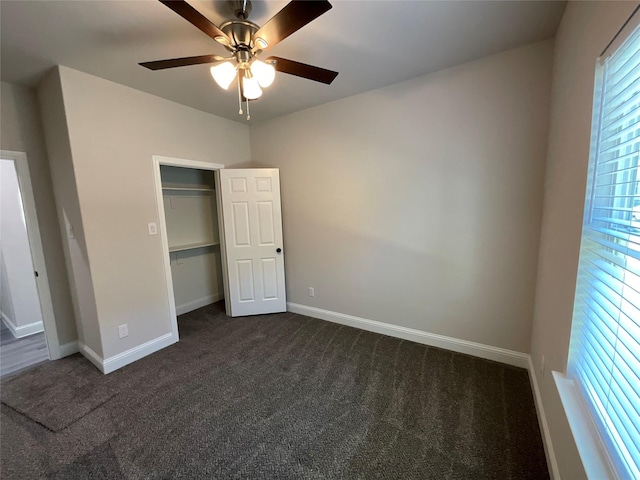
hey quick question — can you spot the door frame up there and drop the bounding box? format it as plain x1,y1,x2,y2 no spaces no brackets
0,150,60,359
151,155,226,339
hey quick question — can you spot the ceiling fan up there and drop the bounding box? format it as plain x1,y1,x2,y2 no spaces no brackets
140,0,339,119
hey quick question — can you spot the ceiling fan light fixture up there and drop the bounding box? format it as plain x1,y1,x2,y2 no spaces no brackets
210,62,237,90
251,60,276,88
242,75,263,99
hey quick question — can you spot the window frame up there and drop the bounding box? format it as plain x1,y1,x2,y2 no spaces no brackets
556,9,640,480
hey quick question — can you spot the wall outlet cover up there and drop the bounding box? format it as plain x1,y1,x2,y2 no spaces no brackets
118,324,129,338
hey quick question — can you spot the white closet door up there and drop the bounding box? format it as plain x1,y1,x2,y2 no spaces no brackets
217,169,286,316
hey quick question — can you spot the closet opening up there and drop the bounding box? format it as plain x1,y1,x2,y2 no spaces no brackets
152,156,227,339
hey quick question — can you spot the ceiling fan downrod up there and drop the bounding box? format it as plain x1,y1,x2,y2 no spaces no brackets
233,0,252,20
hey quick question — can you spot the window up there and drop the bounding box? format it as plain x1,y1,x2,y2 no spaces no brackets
568,19,640,480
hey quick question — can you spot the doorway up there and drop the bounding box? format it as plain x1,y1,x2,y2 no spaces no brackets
152,156,226,339
0,151,59,377
153,156,287,338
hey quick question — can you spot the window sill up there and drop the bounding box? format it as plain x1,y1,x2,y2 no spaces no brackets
553,371,617,480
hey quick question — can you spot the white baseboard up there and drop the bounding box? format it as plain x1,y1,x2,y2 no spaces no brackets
175,292,223,316
528,357,561,480
59,340,79,357
1,312,44,338
79,342,105,372
80,332,177,374
287,303,530,368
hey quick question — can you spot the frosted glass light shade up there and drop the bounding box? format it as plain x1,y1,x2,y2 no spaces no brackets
242,75,263,99
251,60,276,88
210,62,236,90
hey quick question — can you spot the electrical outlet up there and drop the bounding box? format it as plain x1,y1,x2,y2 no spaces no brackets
148,222,158,235
67,224,75,239
541,355,546,377
118,324,129,339
308,287,315,297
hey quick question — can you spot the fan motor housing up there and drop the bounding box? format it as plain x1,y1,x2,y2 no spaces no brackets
220,20,259,50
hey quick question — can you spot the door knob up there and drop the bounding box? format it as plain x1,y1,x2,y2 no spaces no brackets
276,248,282,253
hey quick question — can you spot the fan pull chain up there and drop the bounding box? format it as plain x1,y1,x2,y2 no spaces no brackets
237,74,243,115
246,98,250,121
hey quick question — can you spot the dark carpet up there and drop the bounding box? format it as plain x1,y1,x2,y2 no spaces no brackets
2,355,118,431
0,302,549,479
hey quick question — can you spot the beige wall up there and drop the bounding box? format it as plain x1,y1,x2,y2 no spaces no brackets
0,81,77,345
39,69,102,356
42,66,250,360
250,40,553,353
530,2,638,479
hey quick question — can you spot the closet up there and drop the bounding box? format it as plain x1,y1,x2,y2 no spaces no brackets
160,166,224,314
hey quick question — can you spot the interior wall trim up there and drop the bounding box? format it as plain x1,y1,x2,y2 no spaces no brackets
59,340,79,357
78,341,104,372
528,357,561,480
79,332,177,374
175,292,224,316
1,312,44,338
287,302,530,368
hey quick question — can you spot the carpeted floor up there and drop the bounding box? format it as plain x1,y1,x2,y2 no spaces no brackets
0,302,549,479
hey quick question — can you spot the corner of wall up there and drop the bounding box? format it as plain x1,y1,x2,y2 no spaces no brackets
37,67,104,359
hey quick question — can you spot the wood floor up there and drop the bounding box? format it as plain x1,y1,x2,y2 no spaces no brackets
0,321,49,378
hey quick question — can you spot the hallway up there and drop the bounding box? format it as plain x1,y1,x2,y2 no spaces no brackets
0,321,48,378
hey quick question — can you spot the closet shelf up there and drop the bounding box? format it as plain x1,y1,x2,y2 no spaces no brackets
169,241,219,253
162,187,214,192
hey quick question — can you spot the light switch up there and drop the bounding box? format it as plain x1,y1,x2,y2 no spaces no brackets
148,222,158,235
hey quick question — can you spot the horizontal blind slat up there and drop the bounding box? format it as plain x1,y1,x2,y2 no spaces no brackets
601,102,640,132
608,41,640,79
605,398,640,477
609,378,640,440
577,301,619,346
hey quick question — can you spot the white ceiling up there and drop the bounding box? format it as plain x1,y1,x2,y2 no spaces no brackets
1,0,566,123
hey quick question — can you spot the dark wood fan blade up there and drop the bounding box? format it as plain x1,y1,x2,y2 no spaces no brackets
253,0,332,50
160,0,231,45
140,54,226,70
268,56,338,84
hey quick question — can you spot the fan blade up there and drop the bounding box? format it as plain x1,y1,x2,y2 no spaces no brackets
253,0,332,50
159,0,231,46
140,54,228,70
268,56,338,85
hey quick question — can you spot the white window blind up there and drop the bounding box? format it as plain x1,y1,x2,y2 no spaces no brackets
568,20,640,480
